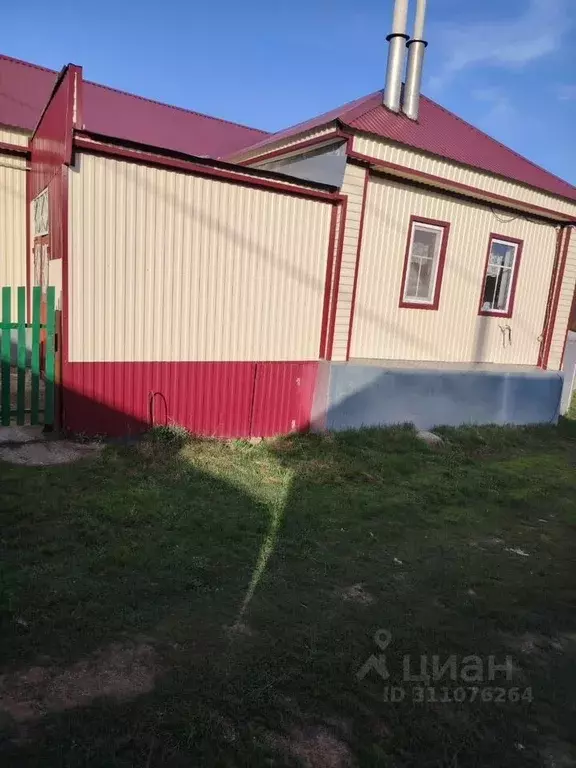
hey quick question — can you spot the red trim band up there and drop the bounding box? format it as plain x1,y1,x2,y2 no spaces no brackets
0,141,29,158
74,136,343,204
477,234,524,319
542,227,572,369
346,169,370,359
348,149,575,223
399,215,451,311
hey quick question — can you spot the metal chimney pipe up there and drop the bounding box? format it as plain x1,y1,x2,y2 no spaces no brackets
384,0,410,112
403,0,428,120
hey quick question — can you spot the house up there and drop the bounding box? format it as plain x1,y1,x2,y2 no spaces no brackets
0,52,268,306
1,0,575,436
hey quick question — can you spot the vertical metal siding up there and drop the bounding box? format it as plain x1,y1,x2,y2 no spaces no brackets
0,155,27,309
330,163,367,361
68,153,332,363
353,136,576,220
351,175,557,365
250,362,319,436
64,361,257,437
548,229,576,370
0,125,30,147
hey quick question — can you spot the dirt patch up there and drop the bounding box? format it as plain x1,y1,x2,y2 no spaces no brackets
0,439,102,466
337,584,375,606
267,726,355,768
0,643,157,722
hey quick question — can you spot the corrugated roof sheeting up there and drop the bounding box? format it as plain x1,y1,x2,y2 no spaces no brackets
0,54,268,157
347,95,576,203
237,89,576,205
68,152,333,363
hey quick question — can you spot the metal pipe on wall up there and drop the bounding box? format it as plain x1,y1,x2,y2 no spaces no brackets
403,0,428,120
384,0,410,112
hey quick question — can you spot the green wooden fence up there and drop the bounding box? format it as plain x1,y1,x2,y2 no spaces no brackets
0,286,56,427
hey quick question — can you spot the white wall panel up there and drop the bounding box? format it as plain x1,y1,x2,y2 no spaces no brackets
0,155,27,306
351,175,558,366
68,153,332,363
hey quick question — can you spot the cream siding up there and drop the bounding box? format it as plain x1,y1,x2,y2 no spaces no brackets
353,136,576,220
48,259,63,310
0,125,30,147
0,154,28,307
350,175,558,366
235,126,338,164
548,228,576,370
330,163,367,361
68,153,332,363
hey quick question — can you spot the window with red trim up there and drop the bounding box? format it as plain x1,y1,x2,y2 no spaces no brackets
478,235,523,318
399,217,450,310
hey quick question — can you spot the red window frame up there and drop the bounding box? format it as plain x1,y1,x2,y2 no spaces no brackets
477,234,523,319
398,215,451,311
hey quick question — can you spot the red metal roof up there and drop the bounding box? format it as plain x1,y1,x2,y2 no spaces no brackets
0,54,268,157
236,90,576,204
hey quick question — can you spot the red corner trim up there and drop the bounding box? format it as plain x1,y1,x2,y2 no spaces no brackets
477,234,524,319
25,168,31,319
345,168,370,359
347,149,575,223
538,227,565,368
326,196,349,359
399,215,451,311
542,227,572,369
73,136,343,204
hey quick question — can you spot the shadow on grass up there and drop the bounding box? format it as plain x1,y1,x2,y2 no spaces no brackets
1,423,576,766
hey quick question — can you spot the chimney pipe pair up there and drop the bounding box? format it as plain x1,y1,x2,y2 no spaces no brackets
383,0,428,120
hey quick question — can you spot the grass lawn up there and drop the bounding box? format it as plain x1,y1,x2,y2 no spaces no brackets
2,416,576,767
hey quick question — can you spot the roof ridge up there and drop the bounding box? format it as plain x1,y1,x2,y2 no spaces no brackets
85,78,269,136
424,94,576,195
340,89,383,123
0,52,55,75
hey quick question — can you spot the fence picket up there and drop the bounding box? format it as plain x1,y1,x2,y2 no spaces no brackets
1,287,11,426
44,287,56,426
16,287,26,425
30,287,41,426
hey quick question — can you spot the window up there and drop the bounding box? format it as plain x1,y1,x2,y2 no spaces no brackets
399,217,450,310
479,235,523,318
33,188,49,237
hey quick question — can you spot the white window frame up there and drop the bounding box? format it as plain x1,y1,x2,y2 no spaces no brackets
33,188,49,237
400,219,448,308
479,236,522,317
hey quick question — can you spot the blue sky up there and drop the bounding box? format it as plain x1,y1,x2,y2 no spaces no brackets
3,0,576,183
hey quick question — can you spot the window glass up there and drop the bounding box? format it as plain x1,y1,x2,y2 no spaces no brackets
404,225,442,303
481,240,518,313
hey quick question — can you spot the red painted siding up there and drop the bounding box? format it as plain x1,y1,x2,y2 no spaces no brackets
30,66,79,198
63,362,257,438
62,361,319,438
250,362,319,436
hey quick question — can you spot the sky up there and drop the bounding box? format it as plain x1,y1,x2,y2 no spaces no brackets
2,0,576,184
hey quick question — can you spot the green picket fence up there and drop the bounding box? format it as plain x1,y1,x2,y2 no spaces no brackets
0,286,56,427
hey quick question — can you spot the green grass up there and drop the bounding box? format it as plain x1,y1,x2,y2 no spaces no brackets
2,421,576,766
